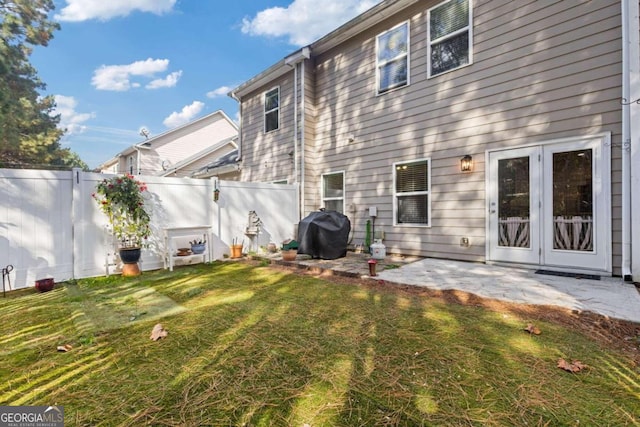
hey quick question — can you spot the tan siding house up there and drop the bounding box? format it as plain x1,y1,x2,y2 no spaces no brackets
231,0,640,281
97,110,238,178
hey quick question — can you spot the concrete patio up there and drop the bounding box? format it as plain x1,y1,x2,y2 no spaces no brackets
262,251,640,323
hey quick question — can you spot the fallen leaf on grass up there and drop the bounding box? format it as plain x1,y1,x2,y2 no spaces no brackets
557,358,588,373
56,344,73,352
150,323,168,341
524,324,542,335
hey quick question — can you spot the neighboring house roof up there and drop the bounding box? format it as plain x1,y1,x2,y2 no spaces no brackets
161,136,237,177
96,110,238,174
191,149,240,178
95,145,151,172
135,110,238,150
229,0,416,99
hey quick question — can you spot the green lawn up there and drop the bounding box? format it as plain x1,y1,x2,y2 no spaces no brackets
1,262,638,426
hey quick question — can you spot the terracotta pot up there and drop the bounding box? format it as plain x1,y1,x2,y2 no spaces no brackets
230,244,243,259
282,249,297,262
122,263,141,277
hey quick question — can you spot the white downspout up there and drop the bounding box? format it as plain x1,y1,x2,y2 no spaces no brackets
293,62,299,189
230,92,242,161
285,46,310,220
621,0,632,280
300,60,306,220
134,146,142,175
627,0,640,281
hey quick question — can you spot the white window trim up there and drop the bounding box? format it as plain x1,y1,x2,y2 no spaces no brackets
321,171,345,212
427,0,473,79
393,158,432,227
264,86,280,134
376,21,411,95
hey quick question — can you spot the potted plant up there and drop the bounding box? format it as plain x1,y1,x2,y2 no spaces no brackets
93,174,151,276
189,239,206,254
230,237,243,259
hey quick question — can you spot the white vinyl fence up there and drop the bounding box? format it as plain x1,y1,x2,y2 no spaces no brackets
0,169,299,290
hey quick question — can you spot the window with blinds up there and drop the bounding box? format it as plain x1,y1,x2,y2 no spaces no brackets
394,159,431,225
264,87,279,133
322,172,344,213
376,21,409,94
428,0,471,77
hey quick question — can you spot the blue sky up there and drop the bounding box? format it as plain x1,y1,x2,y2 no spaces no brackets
32,0,381,169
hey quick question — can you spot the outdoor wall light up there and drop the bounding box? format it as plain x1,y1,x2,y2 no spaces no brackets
213,188,220,202
461,155,473,172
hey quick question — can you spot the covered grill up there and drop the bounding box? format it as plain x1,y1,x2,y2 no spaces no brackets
297,211,351,259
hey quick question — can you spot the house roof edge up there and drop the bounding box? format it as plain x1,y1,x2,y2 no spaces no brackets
229,0,417,99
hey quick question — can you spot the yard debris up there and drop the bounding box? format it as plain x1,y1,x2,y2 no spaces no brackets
557,358,588,373
150,323,168,341
524,324,542,335
56,344,73,352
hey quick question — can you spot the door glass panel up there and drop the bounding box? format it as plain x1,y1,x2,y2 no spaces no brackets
552,149,593,251
498,157,530,247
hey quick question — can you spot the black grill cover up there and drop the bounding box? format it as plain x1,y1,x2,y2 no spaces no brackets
297,211,351,259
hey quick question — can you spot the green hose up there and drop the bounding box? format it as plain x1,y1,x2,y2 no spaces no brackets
365,219,371,251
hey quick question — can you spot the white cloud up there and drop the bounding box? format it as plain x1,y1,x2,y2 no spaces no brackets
56,0,176,22
146,70,183,89
53,95,95,135
206,86,232,98
241,0,381,46
92,58,171,91
163,101,205,128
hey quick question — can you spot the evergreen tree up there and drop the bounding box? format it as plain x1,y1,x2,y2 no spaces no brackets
0,0,86,169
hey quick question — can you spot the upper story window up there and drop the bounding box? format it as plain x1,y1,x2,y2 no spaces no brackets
264,87,279,133
393,159,431,226
128,156,134,175
376,21,409,94
322,171,345,213
428,0,472,77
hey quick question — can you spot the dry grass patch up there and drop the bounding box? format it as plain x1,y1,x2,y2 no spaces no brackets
0,262,638,426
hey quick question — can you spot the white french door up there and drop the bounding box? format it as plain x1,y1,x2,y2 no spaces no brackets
487,136,611,272
488,147,541,265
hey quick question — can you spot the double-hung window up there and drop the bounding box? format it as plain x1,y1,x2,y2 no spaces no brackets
322,172,344,213
428,0,472,77
394,159,431,226
376,22,409,94
264,87,279,133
